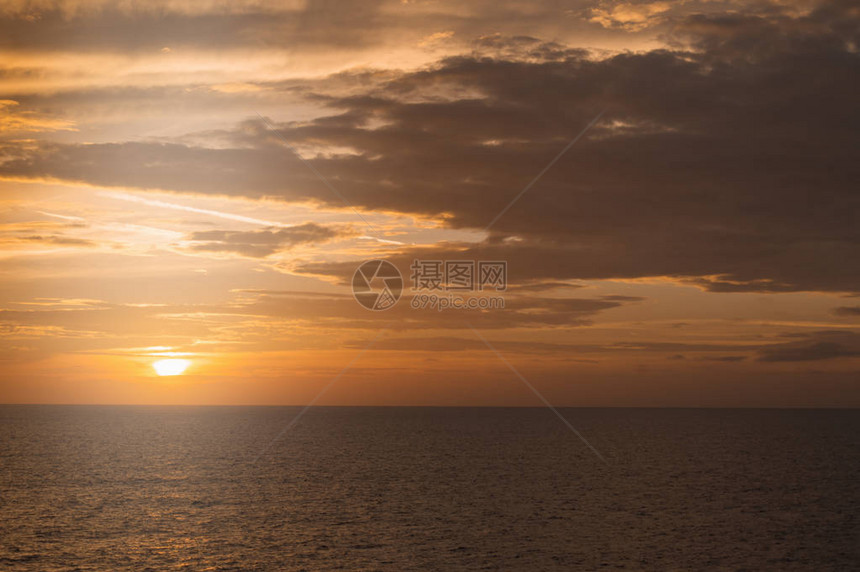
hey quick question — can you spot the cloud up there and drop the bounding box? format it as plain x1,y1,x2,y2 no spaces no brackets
0,2,365,53
339,335,775,359
181,223,352,258
0,220,97,250
833,306,860,317
0,286,641,361
589,1,672,31
0,100,76,133
98,191,293,227
0,1,857,295
1,284,852,368
507,281,584,292
757,331,860,362
0,0,309,17
19,234,96,247
0,0,602,58
343,336,569,353
701,355,747,362
419,30,455,47
291,236,858,295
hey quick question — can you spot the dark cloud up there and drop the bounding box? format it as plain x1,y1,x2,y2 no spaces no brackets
0,287,636,338
182,223,350,258
1,0,857,293
0,3,391,52
215,287,635,331
230,289,351,299
757,331,860,362
0,223,97,248
345,336,765,355
20,235,96,247
342,337,571,353
833,306,860,317
599,295,645,302
0,0,637,55
4,291,852,364
291,237,855,295
507,281,584,292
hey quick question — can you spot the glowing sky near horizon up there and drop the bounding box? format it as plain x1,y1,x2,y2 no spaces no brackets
0,0,857,406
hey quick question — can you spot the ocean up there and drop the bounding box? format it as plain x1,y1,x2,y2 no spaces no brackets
1,406,858,570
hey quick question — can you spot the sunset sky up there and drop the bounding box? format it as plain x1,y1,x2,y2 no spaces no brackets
0,0,857,406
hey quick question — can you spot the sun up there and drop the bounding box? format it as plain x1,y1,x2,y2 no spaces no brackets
152,359,191,376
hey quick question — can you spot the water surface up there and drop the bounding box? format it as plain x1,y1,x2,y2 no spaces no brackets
1,406,857,570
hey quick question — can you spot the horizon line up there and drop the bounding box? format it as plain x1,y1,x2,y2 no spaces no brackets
1,403,858,410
